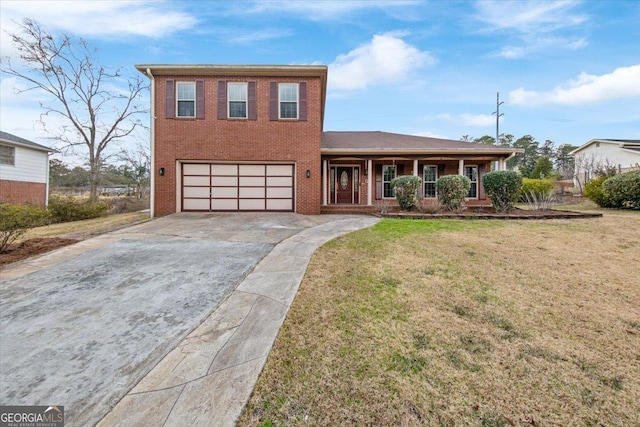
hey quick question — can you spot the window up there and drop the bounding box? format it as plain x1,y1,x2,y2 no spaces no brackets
279,83,298,119
176,82,195,117
0,144,15,165
228,82,247,118
464,165,478,198
383,165,396,198
423,165,437,198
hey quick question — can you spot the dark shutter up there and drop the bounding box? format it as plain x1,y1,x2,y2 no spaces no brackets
375,164,382,200
299,81,307,121
269,82,278,121
195,80,205,119
217,80,227,120
438,164,446,177
478,163,486,200
397,164,405,176
248,81,257,121
165,79,175,119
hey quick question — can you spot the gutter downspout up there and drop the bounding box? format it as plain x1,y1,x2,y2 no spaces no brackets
146,68,155,218
45,151,50,207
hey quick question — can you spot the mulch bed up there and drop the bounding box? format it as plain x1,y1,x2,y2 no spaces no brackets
381,207,603,220
0,238,80,266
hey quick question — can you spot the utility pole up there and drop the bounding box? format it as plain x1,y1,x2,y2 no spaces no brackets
492,92,504,145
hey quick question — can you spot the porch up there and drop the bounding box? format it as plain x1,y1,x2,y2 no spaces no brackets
321,156,509,211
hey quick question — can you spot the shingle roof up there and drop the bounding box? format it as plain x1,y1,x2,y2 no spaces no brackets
0,131,53,152
321,131,521,155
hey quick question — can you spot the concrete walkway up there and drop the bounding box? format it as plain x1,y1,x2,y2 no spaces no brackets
96,215,378,426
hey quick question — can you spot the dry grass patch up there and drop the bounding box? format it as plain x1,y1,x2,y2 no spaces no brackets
239,211,640,427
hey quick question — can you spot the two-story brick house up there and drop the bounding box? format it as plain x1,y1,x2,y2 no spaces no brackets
136,65,520,217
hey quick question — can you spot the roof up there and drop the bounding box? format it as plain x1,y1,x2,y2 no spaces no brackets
135,64,328,130
0,131,53,152
569,138,640,155
321,131,523,156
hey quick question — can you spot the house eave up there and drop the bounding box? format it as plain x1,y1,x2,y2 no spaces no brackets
0,138,54,153
321,148,523,156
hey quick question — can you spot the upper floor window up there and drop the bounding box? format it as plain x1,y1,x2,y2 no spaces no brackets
0,144,15,166
279,83,298,119
464,165,478,198
176,82,196,117
228,82,247,118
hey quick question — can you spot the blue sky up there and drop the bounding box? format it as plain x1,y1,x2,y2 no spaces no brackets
1,0,639,164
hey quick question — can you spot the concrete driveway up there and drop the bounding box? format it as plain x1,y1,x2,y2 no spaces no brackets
0,213,378,426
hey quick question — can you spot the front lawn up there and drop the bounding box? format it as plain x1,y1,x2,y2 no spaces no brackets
239,211,640,426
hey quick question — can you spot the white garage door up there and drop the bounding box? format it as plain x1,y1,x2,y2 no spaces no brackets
182,163,294,211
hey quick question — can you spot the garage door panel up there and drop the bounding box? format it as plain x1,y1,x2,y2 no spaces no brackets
211,176,238,186
267,176,292,186
239,199,265,210
267,165,293,176
183,176,210,186
183,198,210,210
239,164,265,176
183,164,210,175
267,187,292,198
211,187,238,198
211,164,238,175
182,163,293,212
183,187,210,198
267,199,293,210
239,187,265,198
211,199,238,210
239,176,265,186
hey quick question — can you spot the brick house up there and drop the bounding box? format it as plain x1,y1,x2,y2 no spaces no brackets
136,65,521,217
0,131,52,207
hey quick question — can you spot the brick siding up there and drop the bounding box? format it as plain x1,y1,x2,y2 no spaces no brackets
0,180,47,206
154,75,322,215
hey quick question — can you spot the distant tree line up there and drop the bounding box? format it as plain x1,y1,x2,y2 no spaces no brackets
461,134,578,180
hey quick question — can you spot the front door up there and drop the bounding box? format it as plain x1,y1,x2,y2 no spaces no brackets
336,167,352,204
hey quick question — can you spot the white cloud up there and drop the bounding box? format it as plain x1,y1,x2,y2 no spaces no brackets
474,0,588,58
428,113,497,127
509,64,640,106
0,1,197,39
412,131,450,139
328,33,435,91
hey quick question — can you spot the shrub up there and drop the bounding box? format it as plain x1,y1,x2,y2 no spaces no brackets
48,195,110,223
602,170,640,209
107,197,149,214
0,203,50,253
584,177,615,208
482,171,522,212
416,198,442,214
436,175,471,211
522,190,556,210
519,178,554,201
391,175,423,210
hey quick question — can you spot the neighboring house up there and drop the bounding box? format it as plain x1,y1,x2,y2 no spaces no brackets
570,139,640,187
136,64,522,217
0,131,52,207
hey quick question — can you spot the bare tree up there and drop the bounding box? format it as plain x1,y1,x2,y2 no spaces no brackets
118,139,150,199
573,152,602,194
1,19,148,199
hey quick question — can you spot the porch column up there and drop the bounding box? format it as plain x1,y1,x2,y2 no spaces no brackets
500,159,506,171
413,159,419,176
367,159,373,206
322,159,328,205
458,159,464,175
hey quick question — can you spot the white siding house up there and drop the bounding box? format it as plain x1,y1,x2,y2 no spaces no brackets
0,131,53,206
570,139,640,190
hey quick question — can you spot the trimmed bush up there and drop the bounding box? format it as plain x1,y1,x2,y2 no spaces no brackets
48,195,110,223
482,171,522,212
584,177,615,208
520,178,554,201
0,203,50,253
391,175,423,210
436,175,471,211
602,170,640,209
